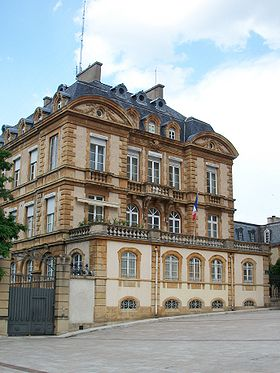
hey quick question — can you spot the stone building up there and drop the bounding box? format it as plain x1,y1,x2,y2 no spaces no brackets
0,62,270,335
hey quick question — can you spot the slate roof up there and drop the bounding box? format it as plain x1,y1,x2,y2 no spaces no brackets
1,78,215,144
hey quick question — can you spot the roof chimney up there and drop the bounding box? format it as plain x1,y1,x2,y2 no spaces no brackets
43,96,52,106
76,61,102,82
145,84,164,100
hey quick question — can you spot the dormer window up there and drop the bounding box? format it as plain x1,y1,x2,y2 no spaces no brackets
264,228,270,243
57,101,62,110
148,121,156,134
169,128,175,140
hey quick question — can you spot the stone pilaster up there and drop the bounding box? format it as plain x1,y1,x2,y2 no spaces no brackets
54,255,70,335
0,258,11,335
263,255,270,307
227,252,235,310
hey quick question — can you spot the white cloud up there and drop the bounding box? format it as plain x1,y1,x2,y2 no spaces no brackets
74,0,280,223
53,0,63,12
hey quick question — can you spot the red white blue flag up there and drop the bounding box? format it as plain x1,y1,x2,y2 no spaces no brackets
192,193,198,220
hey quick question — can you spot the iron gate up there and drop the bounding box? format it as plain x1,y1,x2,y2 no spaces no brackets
8,275,55,336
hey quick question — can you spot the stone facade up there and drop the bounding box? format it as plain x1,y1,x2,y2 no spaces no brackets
0,62,270,334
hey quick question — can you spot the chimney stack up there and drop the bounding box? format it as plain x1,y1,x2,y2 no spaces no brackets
43,96,52,106
145,84,165,100
76,61,103,83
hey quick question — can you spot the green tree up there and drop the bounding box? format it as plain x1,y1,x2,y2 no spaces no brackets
0,148,25,278
270,258,280,275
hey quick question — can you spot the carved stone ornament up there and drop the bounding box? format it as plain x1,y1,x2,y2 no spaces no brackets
74,103,126,125
194,137,230,155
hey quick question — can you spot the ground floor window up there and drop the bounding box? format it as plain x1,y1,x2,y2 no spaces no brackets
120,299,137,310
212,300,224,309
189,299,202,309
244,300,255,307
165,299,179,309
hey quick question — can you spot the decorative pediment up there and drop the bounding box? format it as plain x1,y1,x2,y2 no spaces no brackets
73,102,130,126
190,132,238,158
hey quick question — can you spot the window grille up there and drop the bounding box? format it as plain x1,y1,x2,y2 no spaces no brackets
120,299,137,310
189,299,202,309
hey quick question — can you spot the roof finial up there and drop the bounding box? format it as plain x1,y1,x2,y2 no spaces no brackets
79,0,87,74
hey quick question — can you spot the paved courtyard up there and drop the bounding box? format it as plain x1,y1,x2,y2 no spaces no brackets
0,309,280,373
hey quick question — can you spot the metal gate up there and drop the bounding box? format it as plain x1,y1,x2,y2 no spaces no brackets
8,275,55,336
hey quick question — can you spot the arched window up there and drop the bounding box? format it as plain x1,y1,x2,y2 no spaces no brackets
126,204,139,227
211,259,223,282
121,252,136,278
165,255,179,280
169,211,181,233
189,299,202,309
244,300,255,307
148,208,160,229
148,121,156,134
169,128,175,140
10,262,16,283
189,257,201,281
243,262,253,283
46,256,55,279
120,299,137,310
71,253,83,275
212,299,224,309
264,228,270,243
26,259,33,281
165,299,179,309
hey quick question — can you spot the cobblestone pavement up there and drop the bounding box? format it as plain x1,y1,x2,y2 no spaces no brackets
0,309,280,373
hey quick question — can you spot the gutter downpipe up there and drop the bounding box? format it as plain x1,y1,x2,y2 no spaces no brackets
154,246,159,317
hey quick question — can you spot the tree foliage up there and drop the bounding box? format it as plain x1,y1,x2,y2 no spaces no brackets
0,148,25,278
270,258,280,275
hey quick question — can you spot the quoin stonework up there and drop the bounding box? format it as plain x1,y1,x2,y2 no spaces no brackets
0,62,271,335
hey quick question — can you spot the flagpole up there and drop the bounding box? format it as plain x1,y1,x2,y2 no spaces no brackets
192,192,198,241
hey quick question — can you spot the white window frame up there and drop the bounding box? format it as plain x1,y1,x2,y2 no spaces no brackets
165,255,179,280
121,252,137,278
189,257,201,281
26,204,34,238
127,151,139,181
148,121,156,133
26,260,33,281
207,166,217,195
208,215,218,238
148,208,160,229
29,149,38,180
169,161,180,189
264,228,270,243
72,253,83,273
88,195,104,223
243,262,253,283
46,256,55,279
14,158,21,187
10,262,16,283
90,136,106,172
148,157,160,184
49,134,58,170
169,128,175,140
169,211,181,233
126,204,139,226
211,259,223,282
46,196,55,233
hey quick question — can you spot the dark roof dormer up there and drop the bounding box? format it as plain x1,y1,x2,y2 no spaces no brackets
150,97,166,111
110,83,128,99
131,91,148,106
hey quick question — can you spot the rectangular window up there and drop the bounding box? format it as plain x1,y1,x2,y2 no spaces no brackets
26,204,34,238
127,153,139,181
208,215,218,238
207,166,217,194
29,149,38,180
148,158,160,184
90,137,106,171
14,158,21,187
49,135,58,170
169,163,180,189
46,197,55,233
249,231,255,242
88,195,104,223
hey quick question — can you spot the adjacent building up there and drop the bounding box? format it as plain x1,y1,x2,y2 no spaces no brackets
0,62,270,335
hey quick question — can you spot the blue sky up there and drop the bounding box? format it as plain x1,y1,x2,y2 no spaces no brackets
1,0,280,224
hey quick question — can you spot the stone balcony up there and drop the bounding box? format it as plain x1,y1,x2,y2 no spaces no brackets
127,181,185,201
68,223,269,254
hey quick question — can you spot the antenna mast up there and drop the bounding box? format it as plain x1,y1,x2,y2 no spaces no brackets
79,0,87,74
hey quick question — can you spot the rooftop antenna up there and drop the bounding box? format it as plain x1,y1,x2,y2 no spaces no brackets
154,67,157,85
79,0,87,74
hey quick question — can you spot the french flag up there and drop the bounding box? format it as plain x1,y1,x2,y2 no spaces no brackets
192,193,198,220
